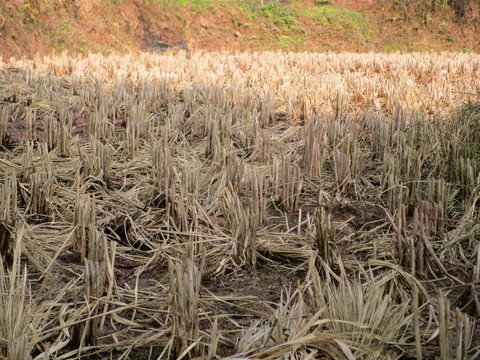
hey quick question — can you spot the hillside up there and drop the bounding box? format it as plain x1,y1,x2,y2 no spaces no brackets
0,0,479,59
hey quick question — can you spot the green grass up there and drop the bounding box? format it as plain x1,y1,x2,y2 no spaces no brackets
223,1,375,48
305,5,370,29
229,1,299,25
46,19,85,53
276,35,305,49
237,0,257,19
260,2,298,25
155,0,215,8
304,5,374,41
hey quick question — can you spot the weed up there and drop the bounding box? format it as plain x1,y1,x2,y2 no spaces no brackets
304,5,374,41
238,1,258,19
231,14,239,27
21,0,38,23
159,0,214,8
260,2,297,26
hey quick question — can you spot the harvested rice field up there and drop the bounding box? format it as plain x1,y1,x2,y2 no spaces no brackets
1,52,480,359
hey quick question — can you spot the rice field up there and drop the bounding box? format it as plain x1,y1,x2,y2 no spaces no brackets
1,51,480,359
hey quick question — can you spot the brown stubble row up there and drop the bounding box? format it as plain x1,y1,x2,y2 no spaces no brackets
3,51,480,118
0,51,479,359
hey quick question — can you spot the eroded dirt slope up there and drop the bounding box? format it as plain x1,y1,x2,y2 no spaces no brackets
0,0,479,59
